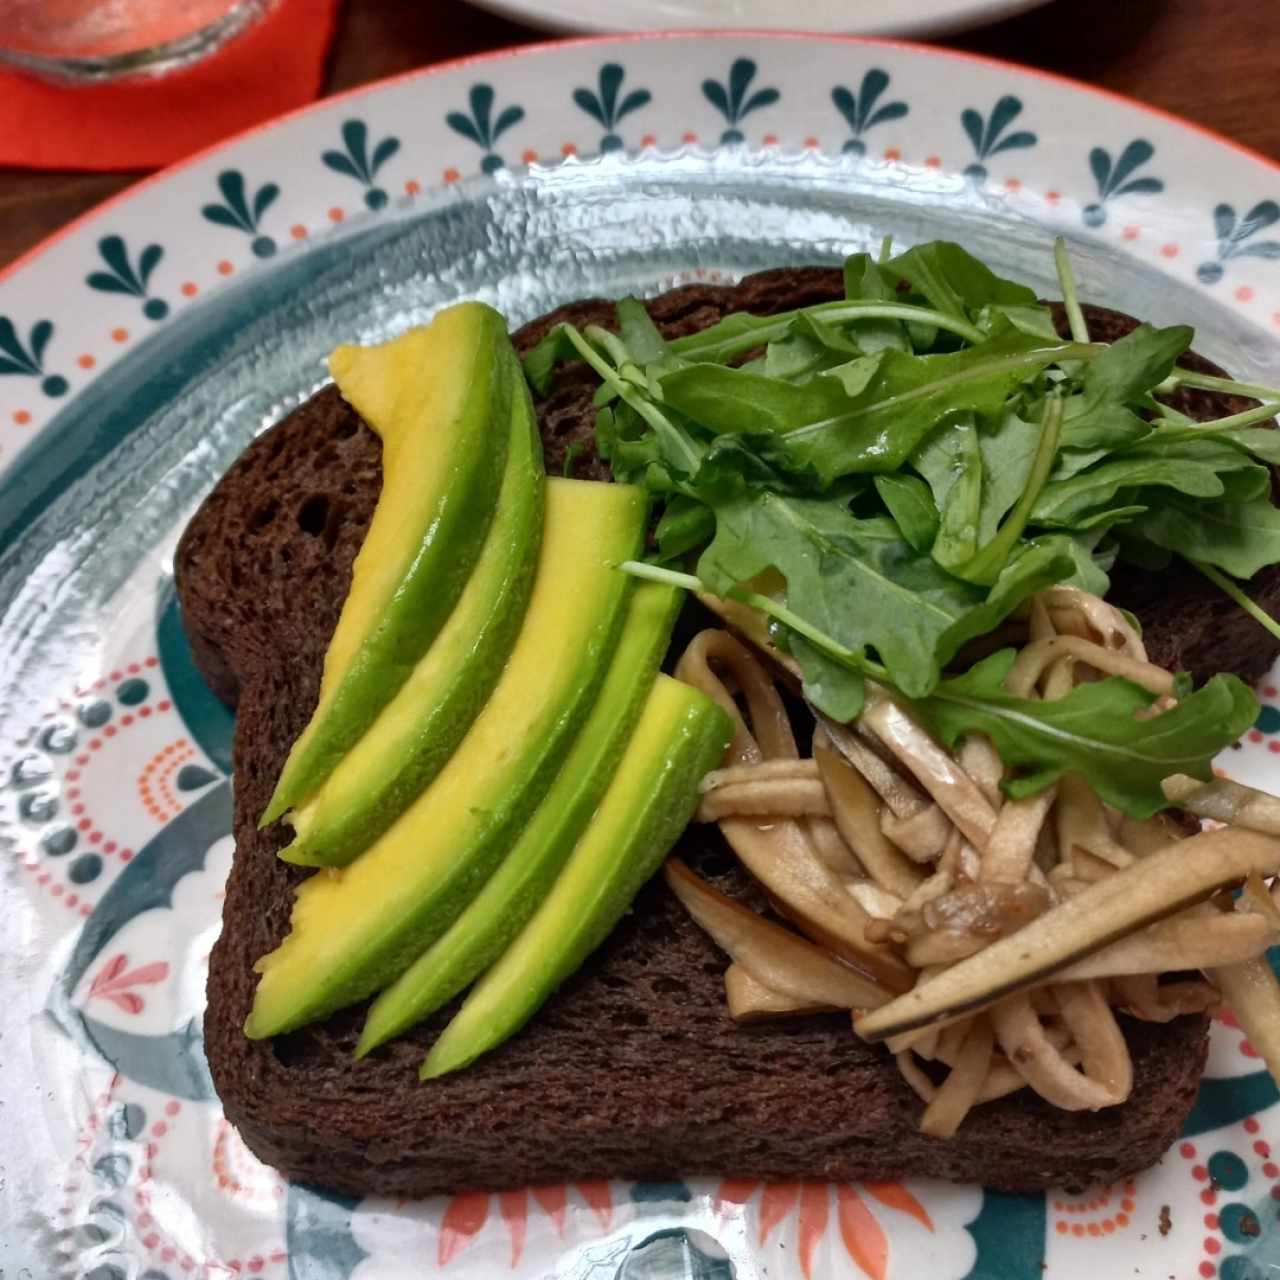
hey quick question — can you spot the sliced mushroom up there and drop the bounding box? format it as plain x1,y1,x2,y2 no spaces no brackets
816,713,928,820
724,964,837,1022
982,788,1058,884
666,859,890,1011
992,983,1130,1111
881,804,954,863
814,740,924,898
1164,774,1280,836
696,777,830,822
920,1016,995,1138
806,815,864,877
695,590,803,683
855,828,1280,1042
1006,635,1174,699
861,694,998,848
1057,912,1275,980
958,734,1005,809
1211,956,1280,1086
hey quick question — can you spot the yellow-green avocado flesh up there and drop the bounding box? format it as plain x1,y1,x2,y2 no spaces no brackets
245,477,648,1039
420,675,733,1078
356,580,684,1055
261,302,514,824
281,361,544,867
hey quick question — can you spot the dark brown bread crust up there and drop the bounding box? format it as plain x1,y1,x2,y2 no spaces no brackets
180,268,1249,1199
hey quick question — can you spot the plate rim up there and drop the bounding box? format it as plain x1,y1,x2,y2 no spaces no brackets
2,27,1276,292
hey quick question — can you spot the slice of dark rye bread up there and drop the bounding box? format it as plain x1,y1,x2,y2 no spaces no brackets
177,266,1280,1199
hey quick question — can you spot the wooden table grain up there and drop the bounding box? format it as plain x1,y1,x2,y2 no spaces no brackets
0,0,1275,270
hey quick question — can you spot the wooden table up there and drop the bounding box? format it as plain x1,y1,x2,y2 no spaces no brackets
0,0,1275,269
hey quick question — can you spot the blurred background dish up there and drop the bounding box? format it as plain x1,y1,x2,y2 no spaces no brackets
459,0,1052,37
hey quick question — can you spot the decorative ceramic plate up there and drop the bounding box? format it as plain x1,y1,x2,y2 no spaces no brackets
461,0,1051,39
4,30,1280,1280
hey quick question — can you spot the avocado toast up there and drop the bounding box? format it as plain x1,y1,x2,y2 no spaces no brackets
178,262,1280,1196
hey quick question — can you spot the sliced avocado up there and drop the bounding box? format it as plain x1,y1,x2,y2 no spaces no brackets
356,580,684,1054
282,368,544,866
420,675,732,1078
245,478,648,1039
262,303,514,823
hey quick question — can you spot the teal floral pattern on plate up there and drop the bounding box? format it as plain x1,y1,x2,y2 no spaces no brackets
831,69,908,156
701,57,779,145
202,171,282,258
322,119,401,210
1083,139,1164,227
960,94,1036,180
0,315,67,396
574,63,652,153
3,32,1280,1280
86,235,168,320
447,85,525,174
1199,201,1280,283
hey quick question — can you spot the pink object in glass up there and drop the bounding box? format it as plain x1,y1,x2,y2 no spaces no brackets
0,0,271,81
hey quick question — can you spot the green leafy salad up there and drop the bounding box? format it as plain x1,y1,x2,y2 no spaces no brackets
525,238,1280,818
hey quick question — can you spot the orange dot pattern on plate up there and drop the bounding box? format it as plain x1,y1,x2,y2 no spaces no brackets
138,738,194,823
12,409,30,425
1051,1181,1136,1237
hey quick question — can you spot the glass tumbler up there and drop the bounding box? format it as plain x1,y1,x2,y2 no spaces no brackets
0,0,273,82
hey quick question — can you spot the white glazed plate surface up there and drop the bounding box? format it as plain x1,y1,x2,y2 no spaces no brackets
2,31,1280,1280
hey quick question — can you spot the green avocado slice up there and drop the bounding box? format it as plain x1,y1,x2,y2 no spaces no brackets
356,580,685,1054
246,477,648,1039
282,364,545,867
261,302,514,823
420,674,732,1079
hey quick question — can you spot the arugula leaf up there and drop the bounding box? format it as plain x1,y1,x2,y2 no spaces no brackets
762,314,858,381
872,473,938,552
1058,400,1153,454
912,418,982,571
1031,453,1237,527
654,496,714,560
615,297,669,365
522,323,578,396
961,393,1064,586
1082,322,1193,408
791,634,867,722
882,241,1038,324
1130,493,1280,579
841,253,915,351
695,491,1069,698
976,408,1042,543
1048,325,1189,454
1151,424,1280,466
1032,529,1115,595
915,648,1258,817
664,326,1079,487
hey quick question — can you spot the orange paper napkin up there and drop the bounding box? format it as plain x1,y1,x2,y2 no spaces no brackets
0,0,341,171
